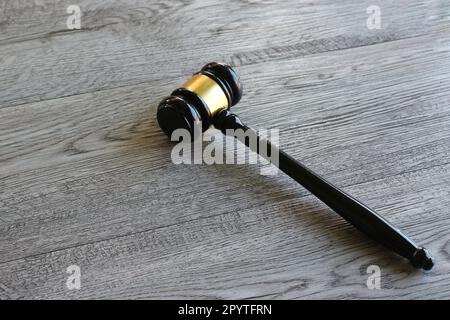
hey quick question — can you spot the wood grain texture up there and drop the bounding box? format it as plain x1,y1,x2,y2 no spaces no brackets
0,0,449,299
0,0,447,108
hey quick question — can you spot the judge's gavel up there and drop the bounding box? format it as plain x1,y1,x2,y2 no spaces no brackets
156,62,433,270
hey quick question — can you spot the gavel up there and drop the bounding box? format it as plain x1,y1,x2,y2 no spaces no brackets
157,62,433,270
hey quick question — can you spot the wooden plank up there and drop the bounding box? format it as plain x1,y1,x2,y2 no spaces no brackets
1,34,449,265
0,0,448,107
0,162,449,299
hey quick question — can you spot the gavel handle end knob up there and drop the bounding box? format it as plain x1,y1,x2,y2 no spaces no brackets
411,247,434,270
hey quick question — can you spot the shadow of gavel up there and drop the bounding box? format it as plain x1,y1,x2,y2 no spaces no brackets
156,62,433,270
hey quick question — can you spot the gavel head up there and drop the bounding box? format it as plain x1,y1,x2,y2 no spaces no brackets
157,62,243,139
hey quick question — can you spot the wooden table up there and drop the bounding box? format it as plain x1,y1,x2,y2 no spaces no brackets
0,0,449,299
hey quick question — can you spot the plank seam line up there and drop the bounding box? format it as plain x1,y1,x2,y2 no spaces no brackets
0,32,430,111
0,160,448,266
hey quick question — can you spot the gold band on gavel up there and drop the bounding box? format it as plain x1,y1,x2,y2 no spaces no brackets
181,74,229,117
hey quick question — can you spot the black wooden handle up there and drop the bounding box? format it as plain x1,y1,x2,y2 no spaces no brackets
214,110,433,270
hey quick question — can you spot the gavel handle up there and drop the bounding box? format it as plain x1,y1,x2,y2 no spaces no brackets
215,111,433,270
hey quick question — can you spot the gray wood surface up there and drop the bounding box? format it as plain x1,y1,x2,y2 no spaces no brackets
0,0,449,299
